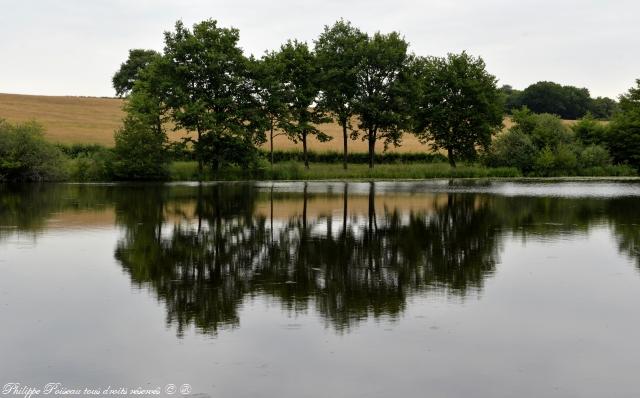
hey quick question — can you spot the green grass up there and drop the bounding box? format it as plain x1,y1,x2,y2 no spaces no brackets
169,161,522,181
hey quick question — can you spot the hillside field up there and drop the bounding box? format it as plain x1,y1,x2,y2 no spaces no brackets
0,92,562,153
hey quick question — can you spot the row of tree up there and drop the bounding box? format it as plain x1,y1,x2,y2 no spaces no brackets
113,19,503,171
501,81,618,120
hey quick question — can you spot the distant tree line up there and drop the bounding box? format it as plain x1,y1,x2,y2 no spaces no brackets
501,81,619,120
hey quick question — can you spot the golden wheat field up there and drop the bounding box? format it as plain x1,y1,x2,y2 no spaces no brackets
0,92,572,153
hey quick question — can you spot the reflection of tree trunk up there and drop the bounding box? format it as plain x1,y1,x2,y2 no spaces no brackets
342,183,348,235
302,182,308,232
367,182,376,270
197,183,203,234
156,200,163,244
270,185,274,243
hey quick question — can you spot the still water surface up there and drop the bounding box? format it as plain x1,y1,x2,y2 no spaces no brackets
1,181,640,397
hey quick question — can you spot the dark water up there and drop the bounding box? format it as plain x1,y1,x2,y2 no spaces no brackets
1,181,640,398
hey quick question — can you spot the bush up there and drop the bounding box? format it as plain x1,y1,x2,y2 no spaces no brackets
112,118,169,180
533,146,556,176
67,149,115,181
56,143,108,158
484,130,537,172
572,113,609,146
0,119,67,181
579,145,611,168
554,143,579,173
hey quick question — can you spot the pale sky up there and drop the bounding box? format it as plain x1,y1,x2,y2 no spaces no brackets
0,0,638,98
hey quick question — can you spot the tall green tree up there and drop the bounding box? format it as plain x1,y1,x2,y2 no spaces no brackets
276,40,331,169
315,19,368,169
608,79,640,169
250,53,287,165
352,32,411,168
112,49,162,97
410,52,503,167
123,55,171,137
162,20,262,175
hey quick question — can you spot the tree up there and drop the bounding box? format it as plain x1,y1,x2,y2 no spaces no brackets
112,49,161,97
590,96,619,119
251,53,287,165
500,84,523,113
112,117,169,180
162,20,262,175
410,52,503,167
352,32,411,168
315,19,368,169
607,79,640,169
276,40,331,169
519,81,591,119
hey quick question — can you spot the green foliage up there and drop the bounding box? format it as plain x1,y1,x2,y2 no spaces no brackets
487,107,619,176
534,146,557,176
520,81,591,119
572,113,609,146
410,52,503,167
579,145,611,168
607,79,640,170
264,150,446,164
485,130,537,172
352,31,411,168
0,120,67,181
250,52,288,164
112,118,169,180
513,81,618,120
169,160,521,180
500,85,523,112
511,108,573,148
315,19,368,168
161,19,262,173
590,96,619,119
56,143,108,158
112,49,162,97
67,149,114,181
275,40,331,168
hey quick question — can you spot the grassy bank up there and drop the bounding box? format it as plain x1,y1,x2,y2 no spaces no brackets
170,161,523,180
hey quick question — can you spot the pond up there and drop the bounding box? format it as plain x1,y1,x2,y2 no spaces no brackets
1,181,640,398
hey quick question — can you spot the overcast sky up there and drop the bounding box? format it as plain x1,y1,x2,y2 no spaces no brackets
0,0,638,98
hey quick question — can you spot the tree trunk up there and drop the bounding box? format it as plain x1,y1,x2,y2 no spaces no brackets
447,148,456,168
270,123,274,166
368,130,376,169
302,131,309,169
196,128,203,180
342,121,348,170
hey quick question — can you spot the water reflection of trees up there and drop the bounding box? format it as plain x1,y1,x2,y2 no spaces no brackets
112,183,500,335
2,183,640,334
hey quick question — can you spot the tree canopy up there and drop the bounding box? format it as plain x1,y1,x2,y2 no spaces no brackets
315,19,368,169
410,52,503,167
